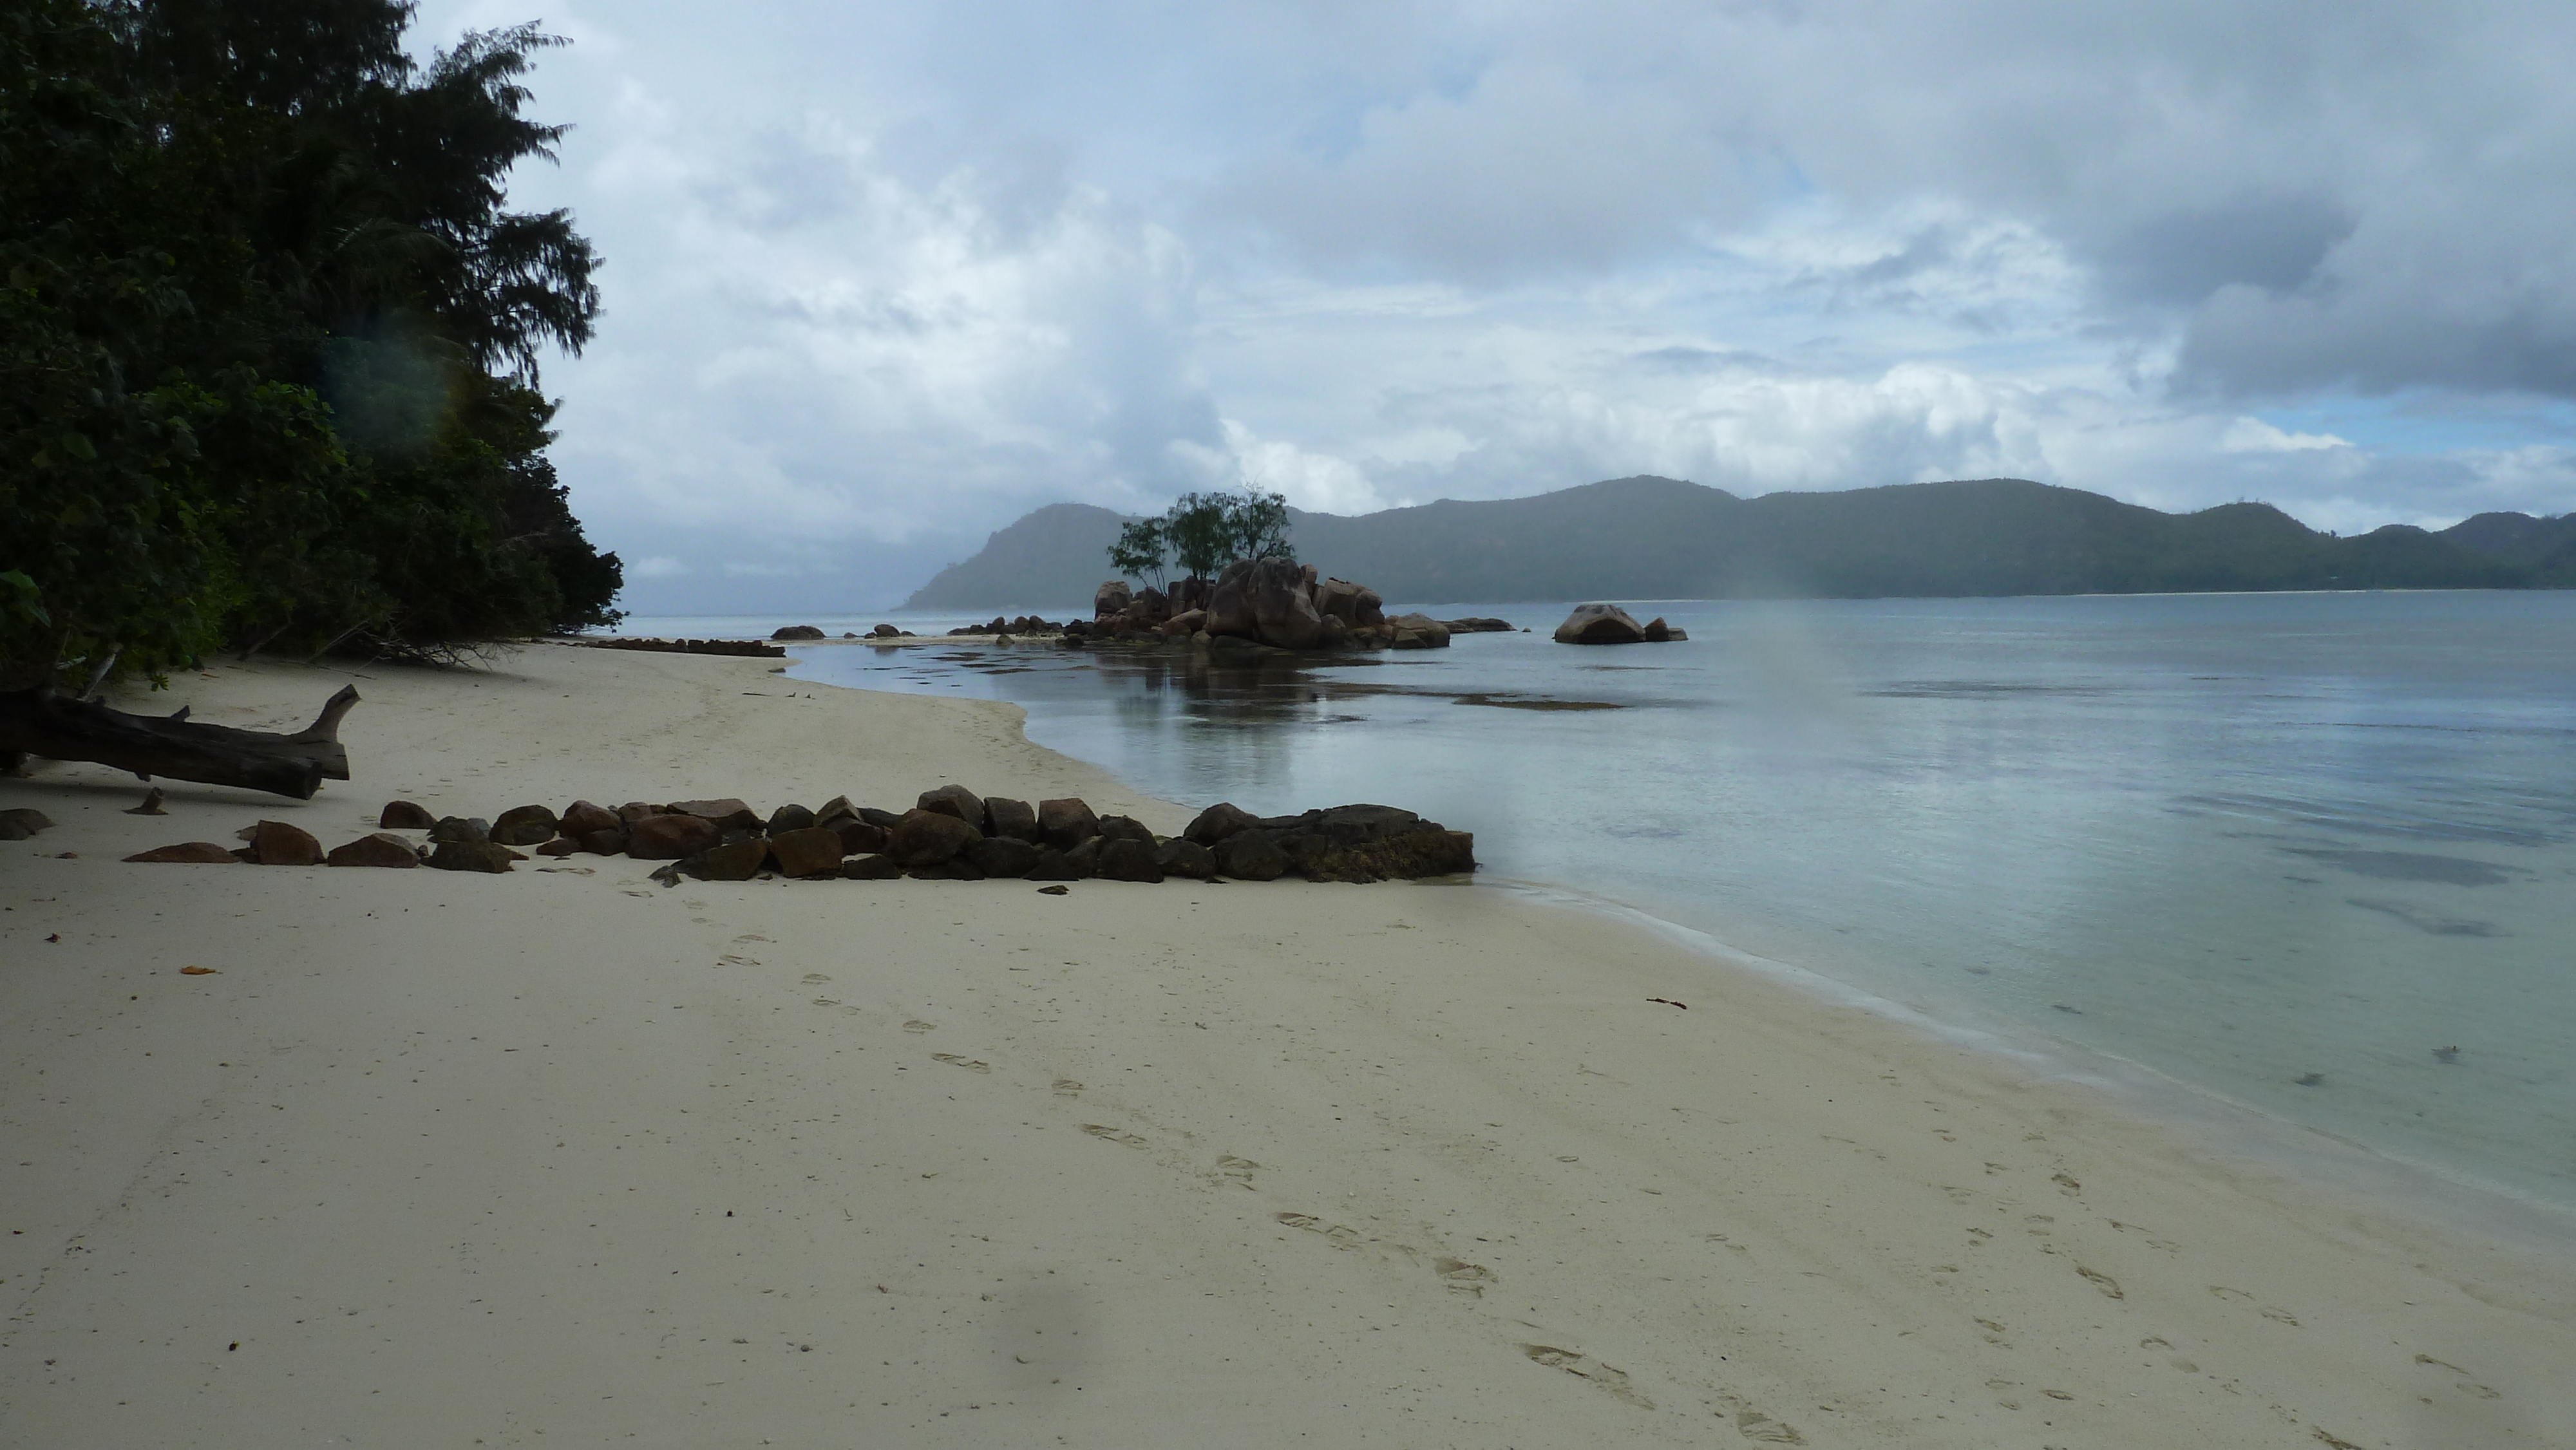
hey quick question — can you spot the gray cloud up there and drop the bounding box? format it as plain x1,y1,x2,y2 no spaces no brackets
411,0,2576,610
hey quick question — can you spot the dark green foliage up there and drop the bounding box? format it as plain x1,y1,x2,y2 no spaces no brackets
1106,516,1168,592
0,0,618,690
1105,487,1294,589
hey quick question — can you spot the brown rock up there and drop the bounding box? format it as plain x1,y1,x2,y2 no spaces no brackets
577,828,629,856
1213,831,1288,881
668,798,761,831
1386,612,1451,650
917,784,985,827
1183,802,1259,845
1096,814,1156,845
833,819,890,855
1036,797,1100,849
428,816,490,843
1245,557,1329,648
772,625,826,640
124,787,167,816
125,842,240,863
1097,838,1165,882
0,807,53,835
965,835,1043,878
1314,577,1365,621
1025,847,1087,881
247,819,325,865
1094,579,1133,619
379,800,436,829
767,803,816,836
1206,563,1258,638
1159,608,1208,636
841,853,903,880
768,825,848,878
428,840,526,873
327,833,422,868
616,802,661,824
560,800,621,837
984,796,1037,841
1553,603,1646,645
684,836,770,881
535,838,580,857
627,813,721,860
1155,838,1217,880
1122,587,1172,628
490,804,560,845
886,809,981,867
857,806,905,829
814,794,858,827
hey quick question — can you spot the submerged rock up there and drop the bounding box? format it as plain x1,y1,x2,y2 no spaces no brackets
1553,603,1646,645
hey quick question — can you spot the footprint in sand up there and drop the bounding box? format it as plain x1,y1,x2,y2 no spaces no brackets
2412,1353,2501,1398
1712,1391,1804,1442
1975,1317,2010,1344
1211,1154,1258,1189
717,954,759,966
2052,1172,2082,1196
802,973,831,984
1274,1212,1364,1248
1081,1123,1146,1147
1051,1078,1083,1097
2076,1265,2123,1299
902,1020,936,1033
1434,1257,1497,1295
931,1053,990,1073
1520,1344,1654,1410
2208,1286,2299,1324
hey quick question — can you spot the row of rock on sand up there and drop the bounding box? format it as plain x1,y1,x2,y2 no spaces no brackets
125,787,1475,885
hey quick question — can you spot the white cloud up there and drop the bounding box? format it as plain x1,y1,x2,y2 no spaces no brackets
2219,418,2353,453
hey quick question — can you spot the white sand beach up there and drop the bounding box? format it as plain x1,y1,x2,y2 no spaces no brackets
4,643,2572,1447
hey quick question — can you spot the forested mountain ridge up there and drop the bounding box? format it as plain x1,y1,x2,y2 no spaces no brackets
905,476,2574,610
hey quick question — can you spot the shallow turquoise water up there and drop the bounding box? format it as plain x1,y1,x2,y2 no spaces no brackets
640,594,2576,1223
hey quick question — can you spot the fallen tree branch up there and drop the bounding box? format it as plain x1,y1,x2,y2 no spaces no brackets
0,684,359,799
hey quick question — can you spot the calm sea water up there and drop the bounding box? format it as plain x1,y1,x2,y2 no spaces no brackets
625,594,2576,1228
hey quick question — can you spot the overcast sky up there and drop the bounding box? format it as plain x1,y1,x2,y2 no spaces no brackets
416,0,2576,612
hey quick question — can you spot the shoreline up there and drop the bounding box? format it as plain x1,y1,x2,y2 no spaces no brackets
1484,874,2576,1261
5,642,2573,1445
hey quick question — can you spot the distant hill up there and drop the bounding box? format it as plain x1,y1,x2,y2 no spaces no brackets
904,502,1137,610
904,478,2575,610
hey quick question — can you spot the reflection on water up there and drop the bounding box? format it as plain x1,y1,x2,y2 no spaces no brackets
788,593,2576,1222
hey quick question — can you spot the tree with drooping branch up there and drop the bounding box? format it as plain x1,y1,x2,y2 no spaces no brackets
1107,487,1294,592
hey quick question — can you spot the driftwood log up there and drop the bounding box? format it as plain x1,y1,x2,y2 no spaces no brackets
0,684,358,800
